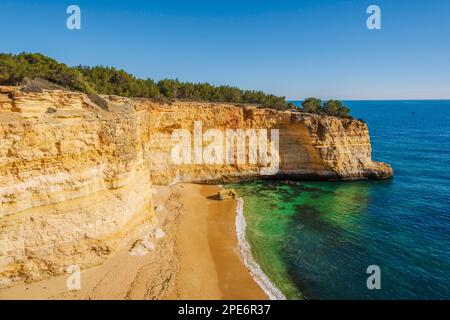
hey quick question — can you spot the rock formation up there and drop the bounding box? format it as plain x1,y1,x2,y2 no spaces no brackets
0,86,392,287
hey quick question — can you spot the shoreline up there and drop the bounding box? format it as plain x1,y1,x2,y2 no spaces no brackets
234,197,286,300
0,183,267,300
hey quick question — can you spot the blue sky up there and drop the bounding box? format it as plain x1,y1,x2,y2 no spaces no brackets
1,0,449,99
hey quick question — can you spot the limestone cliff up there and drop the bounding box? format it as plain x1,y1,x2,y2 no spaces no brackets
0,86,392,287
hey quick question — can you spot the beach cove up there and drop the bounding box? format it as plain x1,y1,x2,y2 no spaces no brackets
0,87,391,299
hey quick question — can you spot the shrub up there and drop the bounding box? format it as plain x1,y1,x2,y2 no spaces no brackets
298,97,354,119
21,77,66,93
87,93,109,111
301,97,322,113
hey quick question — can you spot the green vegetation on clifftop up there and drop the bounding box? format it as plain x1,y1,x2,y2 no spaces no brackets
0,53,292,110
301,97,351,118
0,52,353,117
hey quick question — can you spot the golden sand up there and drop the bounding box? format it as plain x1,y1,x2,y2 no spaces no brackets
0,183,266,300
167,184,266,299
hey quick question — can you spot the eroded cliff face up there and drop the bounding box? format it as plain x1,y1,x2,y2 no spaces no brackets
144,101,392,184
0,87,392,287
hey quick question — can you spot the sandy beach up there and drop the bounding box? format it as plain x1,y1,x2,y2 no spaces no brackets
0,183,267,300
167,184,267,299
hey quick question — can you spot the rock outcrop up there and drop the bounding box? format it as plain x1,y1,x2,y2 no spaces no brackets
0,87,392,287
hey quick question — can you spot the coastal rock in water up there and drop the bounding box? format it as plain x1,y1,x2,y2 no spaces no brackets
0,86,393,287
218,189,238,200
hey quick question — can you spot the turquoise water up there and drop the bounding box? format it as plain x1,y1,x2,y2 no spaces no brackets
230,100,450,299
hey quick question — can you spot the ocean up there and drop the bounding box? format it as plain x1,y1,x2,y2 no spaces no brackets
230,100,450,299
